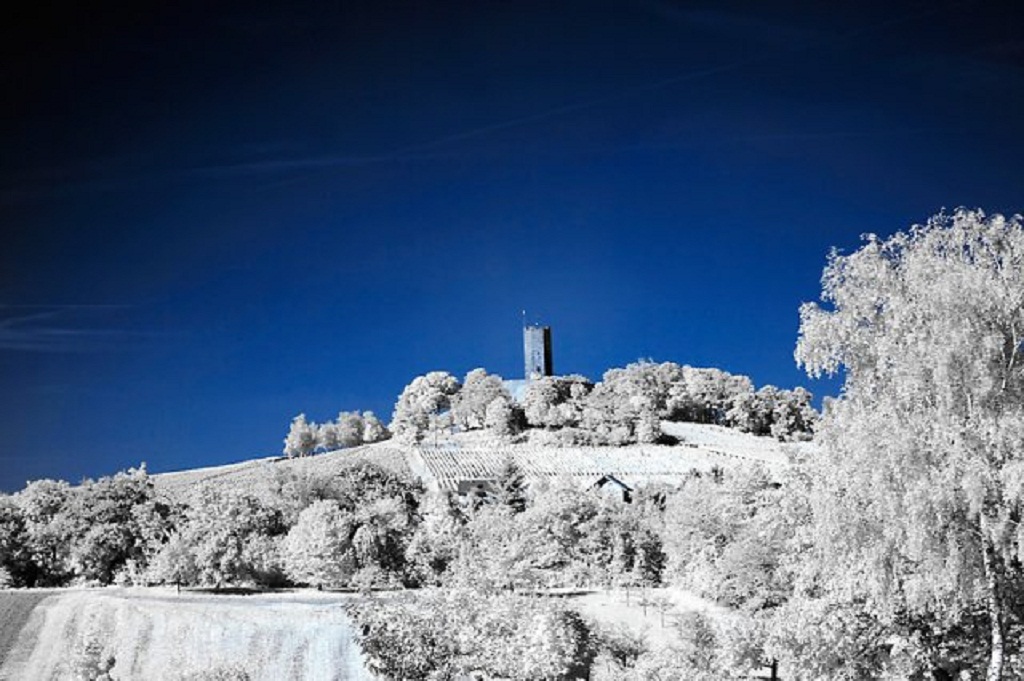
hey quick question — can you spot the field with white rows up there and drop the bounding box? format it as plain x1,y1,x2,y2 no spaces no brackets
148,422,812,499
0,589,375,681
412,421,809,491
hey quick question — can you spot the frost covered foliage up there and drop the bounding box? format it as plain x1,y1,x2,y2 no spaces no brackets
403,491,466,587
627,611,727,681
283,414,318,458
392,369,524,442
0,494,33,587
390,371,461,443
725,385,817,440
408,483,665,593
0,467,171,587
149,485,287,589
281,500,355,588
148,461,422,590
661,465,792,612
274,462,422,588
516,363,815,445
390,362,814,446
283,410,390,457
522,375,594,432
582,366,664,444
451,368,511,430
775,209,1024,680
348,589,595,680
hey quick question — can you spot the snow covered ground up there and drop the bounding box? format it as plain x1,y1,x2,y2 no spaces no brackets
660,421,817,463
152,443,411,501
568,586,730,648
413,421,812,492
0,588,376,681
149,422,812,500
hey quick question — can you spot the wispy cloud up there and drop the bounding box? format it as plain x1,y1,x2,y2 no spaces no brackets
190,59,753,183
0,305,138,353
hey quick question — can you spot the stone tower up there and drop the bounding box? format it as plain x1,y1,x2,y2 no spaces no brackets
523,324,553,380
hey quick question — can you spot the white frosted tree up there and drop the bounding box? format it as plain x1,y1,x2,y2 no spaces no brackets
668,366,754,425
282,499,355,589
283,414,318,458
452,368,510,431
361,411,390,442
522,375,593,430
390,371,461,444
335,411,365,448
769,386,817,441
791,209,1024,680
178,486,284,588
583,362,667,444
484,396,517,437
317,421,340,452
404,490,465,586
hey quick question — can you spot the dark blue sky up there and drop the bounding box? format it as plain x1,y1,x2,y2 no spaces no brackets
2,1,1022,491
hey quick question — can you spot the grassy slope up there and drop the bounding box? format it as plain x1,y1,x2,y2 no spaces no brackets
152,442,412,502
151,422,808,501
0,591,52,671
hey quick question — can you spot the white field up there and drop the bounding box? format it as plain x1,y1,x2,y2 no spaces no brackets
0,588,376,681
152,443,412,501
413,421,812,492
567,586,731,647
660,421,818,462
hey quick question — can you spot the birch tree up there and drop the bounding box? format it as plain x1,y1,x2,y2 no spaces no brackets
794,209,1024,679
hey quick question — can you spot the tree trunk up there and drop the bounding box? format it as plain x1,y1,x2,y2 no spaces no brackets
982,530,1004,681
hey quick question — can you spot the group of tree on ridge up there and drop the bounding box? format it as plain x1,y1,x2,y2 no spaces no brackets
387,360,819,446
282,410,391,458
283,362,818,457
387,361,817,446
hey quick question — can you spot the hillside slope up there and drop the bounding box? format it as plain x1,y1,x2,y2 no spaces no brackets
152,443,411,501
149,422,812,500
0,589,376,681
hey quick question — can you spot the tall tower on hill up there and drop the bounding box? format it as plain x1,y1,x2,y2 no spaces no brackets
523,323,553,380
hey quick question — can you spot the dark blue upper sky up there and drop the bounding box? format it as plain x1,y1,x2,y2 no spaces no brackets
2,1,1022,491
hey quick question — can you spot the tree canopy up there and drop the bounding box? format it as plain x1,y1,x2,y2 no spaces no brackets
792,209,1024,679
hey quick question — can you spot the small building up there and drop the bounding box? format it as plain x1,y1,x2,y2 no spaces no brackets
593,474,633,503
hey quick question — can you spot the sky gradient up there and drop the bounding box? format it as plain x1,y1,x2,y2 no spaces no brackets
2,1,1022,491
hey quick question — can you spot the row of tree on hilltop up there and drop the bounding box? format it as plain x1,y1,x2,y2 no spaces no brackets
389,362,817,446
282,410,390,458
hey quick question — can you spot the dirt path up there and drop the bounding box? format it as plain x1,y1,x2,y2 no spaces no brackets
0,591,52,667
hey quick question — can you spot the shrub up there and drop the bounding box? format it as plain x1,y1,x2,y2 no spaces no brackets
348,589,596,680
